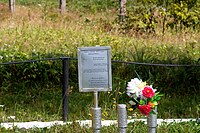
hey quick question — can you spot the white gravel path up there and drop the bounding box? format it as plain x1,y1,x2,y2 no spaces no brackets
0,119,197,129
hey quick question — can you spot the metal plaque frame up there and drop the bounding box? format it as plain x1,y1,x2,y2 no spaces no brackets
78,46,112,92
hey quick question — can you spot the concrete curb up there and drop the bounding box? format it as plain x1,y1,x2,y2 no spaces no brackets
0,119,197,129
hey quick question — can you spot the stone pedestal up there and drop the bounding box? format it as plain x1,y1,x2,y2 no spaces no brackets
91,107,101,133
118,104,127,133
147,114,157,133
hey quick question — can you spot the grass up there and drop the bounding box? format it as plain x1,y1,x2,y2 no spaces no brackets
0,86,199,122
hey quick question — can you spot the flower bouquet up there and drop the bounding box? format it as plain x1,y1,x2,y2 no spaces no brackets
127,78,163,116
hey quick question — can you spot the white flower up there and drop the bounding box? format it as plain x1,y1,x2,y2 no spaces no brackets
0,105,4,108
127,78,143,97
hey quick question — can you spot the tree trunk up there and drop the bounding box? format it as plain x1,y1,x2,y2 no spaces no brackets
119,0,126,22
59,0,66,14
9,0,15,13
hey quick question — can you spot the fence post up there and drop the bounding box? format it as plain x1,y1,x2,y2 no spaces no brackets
9,0,15,13
118,104,127,133
91,91,102,133
61,57,69,122
147,108,157,133
59,0,66,14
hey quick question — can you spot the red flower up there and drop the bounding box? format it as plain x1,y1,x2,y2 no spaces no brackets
138,104,151,116
142,86,155,98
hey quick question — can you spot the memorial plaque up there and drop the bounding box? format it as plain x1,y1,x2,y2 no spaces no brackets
78,46,112,92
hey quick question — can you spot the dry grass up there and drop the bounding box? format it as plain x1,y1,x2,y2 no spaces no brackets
0,3,199,54
1,3,199,45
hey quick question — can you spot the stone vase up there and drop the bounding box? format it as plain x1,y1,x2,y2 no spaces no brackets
147,113,157,133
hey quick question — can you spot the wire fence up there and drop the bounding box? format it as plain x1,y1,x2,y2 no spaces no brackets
0,57,200,67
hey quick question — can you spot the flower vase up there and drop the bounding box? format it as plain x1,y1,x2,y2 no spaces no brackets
147,113,157,133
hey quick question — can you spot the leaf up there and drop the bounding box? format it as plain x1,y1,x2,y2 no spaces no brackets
152,101,158,106
155,97,161,101
140,100,146,105
155,92,164,97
